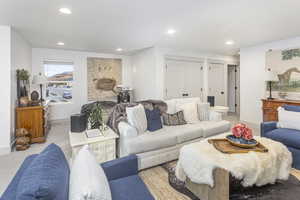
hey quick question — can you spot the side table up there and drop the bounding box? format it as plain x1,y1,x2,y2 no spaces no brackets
210,106,229,117
69,127,119,163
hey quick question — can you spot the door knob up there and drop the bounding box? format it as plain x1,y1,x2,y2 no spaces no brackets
221,91,224,94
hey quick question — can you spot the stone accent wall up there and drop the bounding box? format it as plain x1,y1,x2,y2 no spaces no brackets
87,57,122,101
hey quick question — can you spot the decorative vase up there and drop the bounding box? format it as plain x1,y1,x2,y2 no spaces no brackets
31,91,39,101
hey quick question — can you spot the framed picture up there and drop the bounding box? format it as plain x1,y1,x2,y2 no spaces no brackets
266,48,300,99
87,57,122,101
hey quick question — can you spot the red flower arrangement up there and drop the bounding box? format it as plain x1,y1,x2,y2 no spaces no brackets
232,123,253,140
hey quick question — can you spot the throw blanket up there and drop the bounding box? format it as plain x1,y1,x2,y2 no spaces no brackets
175,133,292,187
107,100,167,134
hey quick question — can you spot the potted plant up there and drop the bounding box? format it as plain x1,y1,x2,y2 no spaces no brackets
16,69,30,106
87,102,104,130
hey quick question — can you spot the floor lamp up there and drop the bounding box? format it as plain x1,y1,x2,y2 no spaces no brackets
32,73,47,102
265,70,278,100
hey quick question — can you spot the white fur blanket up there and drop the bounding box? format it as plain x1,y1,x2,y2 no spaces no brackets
175,133,292,187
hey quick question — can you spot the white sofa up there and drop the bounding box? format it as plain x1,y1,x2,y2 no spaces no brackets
118,98,231,170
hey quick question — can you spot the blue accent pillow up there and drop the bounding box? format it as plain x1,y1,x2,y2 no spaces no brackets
16,143,70,200
145,108,163,132
282,104,300,112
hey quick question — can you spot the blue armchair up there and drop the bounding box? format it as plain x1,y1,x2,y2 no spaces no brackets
261,105,300,170
1,144,154,200
101,155,154,200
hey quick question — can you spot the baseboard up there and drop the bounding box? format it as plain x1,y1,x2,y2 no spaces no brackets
10,138,16,152
50,118,70,125
0,145,11,155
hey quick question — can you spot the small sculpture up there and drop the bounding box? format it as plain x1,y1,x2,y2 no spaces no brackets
15,128,31,151
93,78,117,94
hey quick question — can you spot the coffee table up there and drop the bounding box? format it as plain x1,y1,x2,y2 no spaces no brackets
176,133,292,200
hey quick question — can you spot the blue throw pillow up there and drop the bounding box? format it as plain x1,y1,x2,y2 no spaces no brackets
145,108,163,132
16,143,70,200
282,104,300,112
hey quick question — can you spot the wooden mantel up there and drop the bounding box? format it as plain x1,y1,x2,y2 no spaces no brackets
262,99,300,122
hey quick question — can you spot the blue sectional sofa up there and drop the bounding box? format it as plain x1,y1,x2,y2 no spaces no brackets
261,105,300,170
1,144,154,200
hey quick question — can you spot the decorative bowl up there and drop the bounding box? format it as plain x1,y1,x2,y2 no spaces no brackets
226,135,258,148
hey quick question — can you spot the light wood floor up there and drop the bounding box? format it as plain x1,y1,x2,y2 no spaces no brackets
140,166,300,200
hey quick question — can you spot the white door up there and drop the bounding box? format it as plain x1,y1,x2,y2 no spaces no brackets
165,59,204,100
208,63,226,106
184,62,204,98
236,66,240,115
165,60,185,99
228,66,236,112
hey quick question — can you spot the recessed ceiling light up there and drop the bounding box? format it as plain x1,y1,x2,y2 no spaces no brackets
225,40,234,45
166,29,176,35
59,7,72,15
116,48,123,52
57,42,65,46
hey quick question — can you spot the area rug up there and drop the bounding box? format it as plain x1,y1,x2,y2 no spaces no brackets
162,162,300,200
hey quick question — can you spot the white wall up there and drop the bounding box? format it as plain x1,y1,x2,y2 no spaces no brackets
32,48,132,120
0,26,11,155
131,46,239,101
131,47,158,100
240,36,300,125
10,28,32,145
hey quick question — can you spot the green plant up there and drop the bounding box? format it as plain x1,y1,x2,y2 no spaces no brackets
16,69,30,81
88,103,103,129
282,49,300,60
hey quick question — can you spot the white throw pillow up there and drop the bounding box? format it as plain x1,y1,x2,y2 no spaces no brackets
165,99,177,114
175,97,201,109
277,107,300,131
177,102,200,124
126,104,147,134
69,145,112,200
174,98,209,121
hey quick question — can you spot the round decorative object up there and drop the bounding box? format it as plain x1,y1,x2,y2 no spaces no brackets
16,128,29,137
31,90,39,101
15,137,30,145
226,135,258,148
19,96,29,107
95,78,116,91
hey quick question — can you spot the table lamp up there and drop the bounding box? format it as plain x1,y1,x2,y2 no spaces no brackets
32,73,47,102
265,69,278,100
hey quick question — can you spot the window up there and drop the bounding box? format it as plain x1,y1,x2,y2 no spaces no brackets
44,61,74,103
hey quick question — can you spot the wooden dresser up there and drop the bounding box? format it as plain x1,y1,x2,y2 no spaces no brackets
262,99,300,122
16,102,50,143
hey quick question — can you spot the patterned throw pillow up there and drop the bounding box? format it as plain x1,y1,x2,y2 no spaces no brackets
162,111,187,126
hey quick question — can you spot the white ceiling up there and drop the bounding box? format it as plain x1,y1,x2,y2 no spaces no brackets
1,0,300,55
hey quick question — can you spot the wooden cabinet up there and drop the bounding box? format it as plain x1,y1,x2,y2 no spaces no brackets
262,99,300,122
16,103,50,143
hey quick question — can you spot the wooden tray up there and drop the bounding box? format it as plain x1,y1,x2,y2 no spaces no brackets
208,139,268,154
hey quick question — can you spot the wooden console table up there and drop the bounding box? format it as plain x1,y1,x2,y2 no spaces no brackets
262,99,300,122
16,102,50,143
